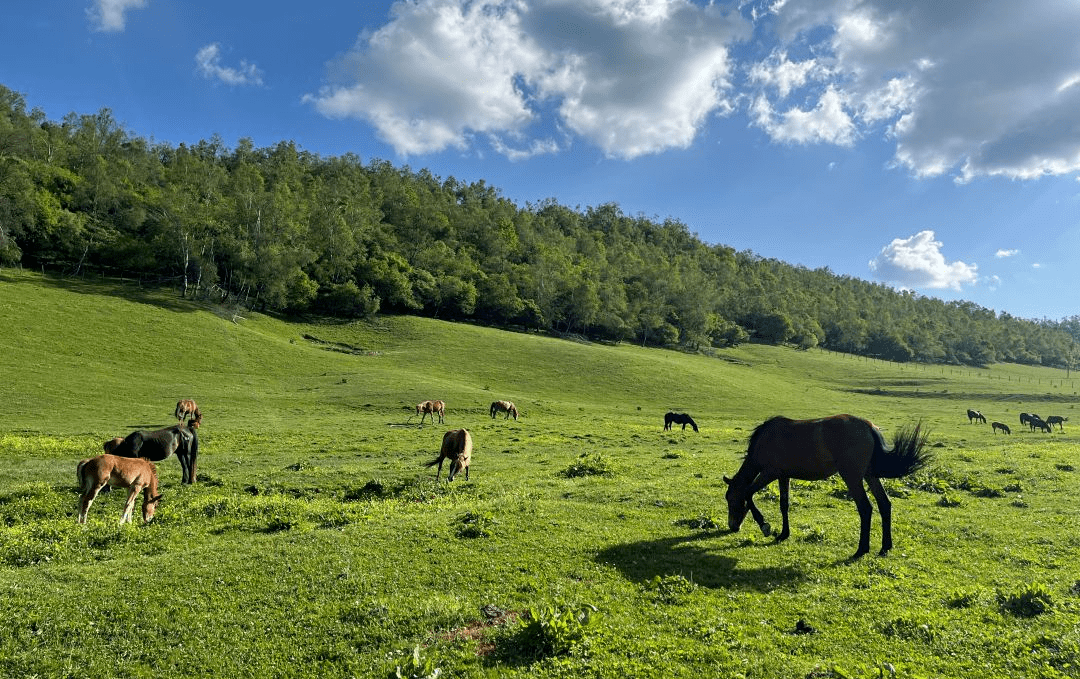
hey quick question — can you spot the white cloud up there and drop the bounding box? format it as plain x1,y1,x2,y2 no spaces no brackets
995,249,1019,258
196,44,264,87
87,0,147,33
304,0,1080,175
304,0,748,158
750,0,1080,180
868,230,978,290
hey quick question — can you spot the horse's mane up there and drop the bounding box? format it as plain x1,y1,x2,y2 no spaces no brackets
744,416,790,459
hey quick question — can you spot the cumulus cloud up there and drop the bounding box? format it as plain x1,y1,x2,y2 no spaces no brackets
304,0,1080,175
749,0,1080,180
196,44,264,87
304,0,748,158
868,230,978,290
87,0,147,33
995,249,1019,258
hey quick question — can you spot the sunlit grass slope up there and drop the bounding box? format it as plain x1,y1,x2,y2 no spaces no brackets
1,269,1079,679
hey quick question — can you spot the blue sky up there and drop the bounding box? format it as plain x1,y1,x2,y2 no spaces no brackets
3,0,1079,321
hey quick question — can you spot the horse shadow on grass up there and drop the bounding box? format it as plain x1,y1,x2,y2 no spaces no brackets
594,532,808,592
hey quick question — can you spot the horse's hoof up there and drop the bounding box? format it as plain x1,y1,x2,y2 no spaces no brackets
759,522,772,537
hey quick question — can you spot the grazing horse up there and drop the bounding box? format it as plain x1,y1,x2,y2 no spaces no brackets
411,400,445,425
490,400,519,421
77,454,161,524
1020,413,1039,428
1046,415,1068,431
109,423,199,484
103,437,125,453
174,399,202,428
724,414,930,558
966,409,986,424
426,428,472,482
664,412,699,432
1029,415,1052,433
991,422,1011,435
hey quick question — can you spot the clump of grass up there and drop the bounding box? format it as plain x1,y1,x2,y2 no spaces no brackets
946,587,984,609
997,583,1053,617
676,514,720,531
510,602,599,658
646,574,697,604
560,453,613,478
455,511,495,538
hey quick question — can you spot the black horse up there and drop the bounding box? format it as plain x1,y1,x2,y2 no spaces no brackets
1020,413,1039,428
110,423,199,484
966,409,986,424
1029,415,1052,433
664,412,698,432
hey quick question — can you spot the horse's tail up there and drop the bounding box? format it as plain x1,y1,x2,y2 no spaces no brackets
424,456,442,468
76,458,89,487
870,421,931,478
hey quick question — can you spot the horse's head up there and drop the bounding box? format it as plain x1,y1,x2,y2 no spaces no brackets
142,491,163,523
448,455,469,482
723,476,749,532
103,437,124,454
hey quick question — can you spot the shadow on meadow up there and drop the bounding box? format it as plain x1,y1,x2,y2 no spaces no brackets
595,531,808,592
24,270,201,314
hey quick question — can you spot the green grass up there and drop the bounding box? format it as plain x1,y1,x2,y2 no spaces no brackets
2,268,1080,678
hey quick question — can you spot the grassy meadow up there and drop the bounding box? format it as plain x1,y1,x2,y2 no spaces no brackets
1,268,1079,678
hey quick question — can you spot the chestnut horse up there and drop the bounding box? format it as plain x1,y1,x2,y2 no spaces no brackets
426,428,472,482
109,423,199,484
77,454,162,524
724,415,930,558
664,412,698,432
490,400,518,420
411,400,445,425
174,399,202,428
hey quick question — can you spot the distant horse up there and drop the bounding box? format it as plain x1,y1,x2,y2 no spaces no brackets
1046,415,1068,431
490,400,519,420
426,428,472,482
1020,413,1039,428
174,399,202,428
664,412,699,432
77,454,161,524
109,423,199,484
410,400,445,425
991,422,1011,435
1029,415,1052,433
966,409,986,424
724,414,930,558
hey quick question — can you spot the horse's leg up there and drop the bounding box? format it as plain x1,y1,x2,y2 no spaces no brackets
843,472,873,558
777,476,791,541
121,485,142,524
78,483,106,524
434,458,444,481
866,476,893,555
745,472,778,537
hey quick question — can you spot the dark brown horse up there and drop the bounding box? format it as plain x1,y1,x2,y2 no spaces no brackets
991,421,1011,435
109,423,199,484
426,428,472,481
1046,415,1068,431
77,454,162,524
966,409,986,424
410,400,445,425
174,399,202,428
664,412,698,432
490,400,519,420
724,415,930,558
1029,415,1052,433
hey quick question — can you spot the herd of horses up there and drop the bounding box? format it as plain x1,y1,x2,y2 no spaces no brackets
967,408,1067,434
72,394,1071,560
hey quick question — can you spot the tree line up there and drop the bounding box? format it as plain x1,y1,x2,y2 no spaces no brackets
1,84,1076,368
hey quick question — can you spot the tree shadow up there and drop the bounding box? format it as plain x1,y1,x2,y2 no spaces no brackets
16,269,205,314
594,531,808,592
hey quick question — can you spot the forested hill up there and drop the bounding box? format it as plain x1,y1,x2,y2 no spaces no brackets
1,84,1076,367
